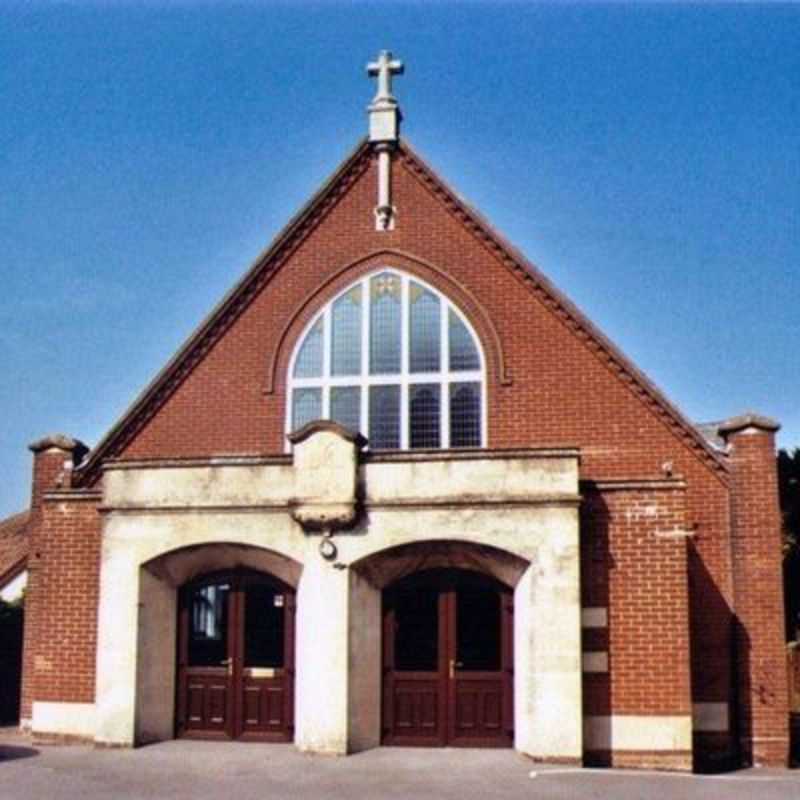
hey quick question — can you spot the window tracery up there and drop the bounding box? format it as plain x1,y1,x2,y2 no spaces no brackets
288,269,485,449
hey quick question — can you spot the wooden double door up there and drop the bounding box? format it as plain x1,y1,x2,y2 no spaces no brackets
382,568,513,747
176,569,294,741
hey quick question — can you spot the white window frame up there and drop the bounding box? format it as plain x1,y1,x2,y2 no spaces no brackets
286,268,488,450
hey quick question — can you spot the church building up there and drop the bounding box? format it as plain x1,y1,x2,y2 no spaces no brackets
0,52,790,770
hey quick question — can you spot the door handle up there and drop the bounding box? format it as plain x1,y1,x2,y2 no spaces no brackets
449,660,464,679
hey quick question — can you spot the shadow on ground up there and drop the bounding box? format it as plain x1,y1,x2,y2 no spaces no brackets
0,744,38,763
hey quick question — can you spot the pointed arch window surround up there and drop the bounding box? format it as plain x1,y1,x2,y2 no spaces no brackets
287,269,486,450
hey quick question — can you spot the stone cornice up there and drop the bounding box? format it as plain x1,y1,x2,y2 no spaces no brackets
100,447,579,472
365,447,580,463
104,455,293,471
99,495,582,516
581,478,688,492
99,504,290,516
41,490,103,503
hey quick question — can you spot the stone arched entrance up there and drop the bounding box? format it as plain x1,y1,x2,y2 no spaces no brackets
176,568,295,741
95,541,302,747
348,541,528,751
382,567,513,747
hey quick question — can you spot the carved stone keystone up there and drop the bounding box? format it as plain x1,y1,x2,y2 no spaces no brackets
287,421,366,531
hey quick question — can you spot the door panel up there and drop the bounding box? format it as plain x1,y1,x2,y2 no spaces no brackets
239,677,289,739
449,580,512,746
184,673,231,733
178,579,234,737
451,677,505,743
176,570,294,742
388,679,442,744
236,577,293,740
383,569,513,748
382,577,447,745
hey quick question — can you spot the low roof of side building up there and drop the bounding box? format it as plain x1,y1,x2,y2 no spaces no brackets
0,510,30,588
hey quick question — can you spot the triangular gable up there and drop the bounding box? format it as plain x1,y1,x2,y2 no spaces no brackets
397,142,728,479
75,138,726,486
76,139,373,485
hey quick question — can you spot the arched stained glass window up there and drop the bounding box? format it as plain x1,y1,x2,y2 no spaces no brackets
288,269,485,449
294,318,323,378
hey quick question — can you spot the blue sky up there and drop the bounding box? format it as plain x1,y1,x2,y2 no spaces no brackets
1,2,798,517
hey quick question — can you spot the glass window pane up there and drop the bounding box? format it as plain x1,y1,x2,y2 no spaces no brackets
393,584,439,672
410,284,440,372
450,382,481,447
294,317,323,378
331,286,362,376
449,309,480,371
188,582,230,667
292,387,321,431
369,385,400,449
369,273,401,374
244,583,285,668
330,386,361,433
410,384,440,449
456,586,501,671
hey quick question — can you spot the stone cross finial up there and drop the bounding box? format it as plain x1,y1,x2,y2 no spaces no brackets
365,50,404,230
367,50,404,104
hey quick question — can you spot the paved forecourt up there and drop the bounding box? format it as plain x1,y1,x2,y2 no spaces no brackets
0,732,798,800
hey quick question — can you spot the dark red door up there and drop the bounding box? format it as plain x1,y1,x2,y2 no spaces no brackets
176,570,295,741
382,569,513,747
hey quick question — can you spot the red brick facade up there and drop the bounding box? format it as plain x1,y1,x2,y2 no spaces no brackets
722,420,790,766
5,142,789,767
582,482,693,769
20,494,101,724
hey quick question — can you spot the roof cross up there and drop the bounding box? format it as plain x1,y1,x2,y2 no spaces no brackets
367,50,404,104
365,51,404,231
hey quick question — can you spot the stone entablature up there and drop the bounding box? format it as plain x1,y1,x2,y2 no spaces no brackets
102,444,581,514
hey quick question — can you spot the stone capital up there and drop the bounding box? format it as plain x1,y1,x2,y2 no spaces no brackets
29,433,88,456
718,411,780,439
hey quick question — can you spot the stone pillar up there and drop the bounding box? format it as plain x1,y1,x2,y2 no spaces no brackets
290,420,374,754
294,556,350,753
347,569,381,751
94,534,140,746
135,570,177,744
294,557,382,754
514,517,583,762
719,412,789,767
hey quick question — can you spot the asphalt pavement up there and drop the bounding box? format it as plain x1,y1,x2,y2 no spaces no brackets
1,728,798,800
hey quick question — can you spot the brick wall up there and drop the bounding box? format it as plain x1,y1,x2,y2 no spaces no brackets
723,423,789,766
20,495,101,723
21,445,72,722
582,483,693,767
